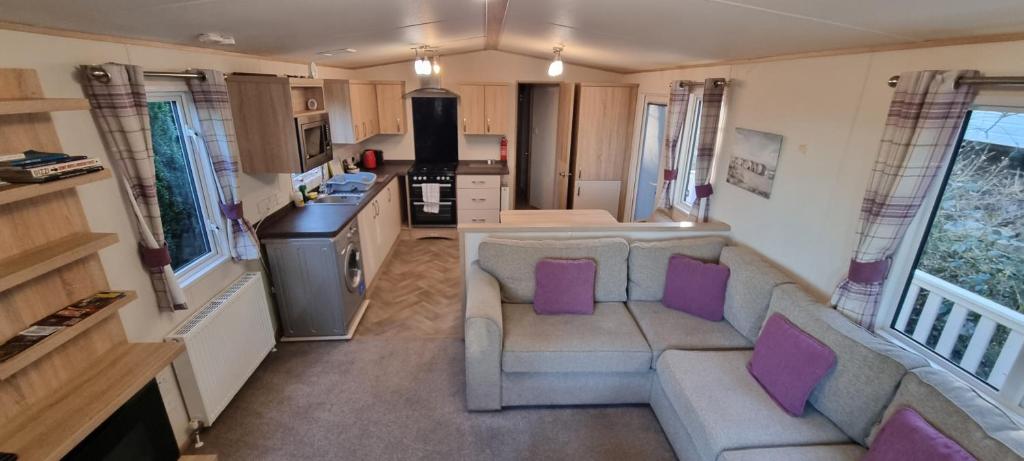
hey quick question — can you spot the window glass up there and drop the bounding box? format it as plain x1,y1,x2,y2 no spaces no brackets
893,109,1023,389
148,100,213,271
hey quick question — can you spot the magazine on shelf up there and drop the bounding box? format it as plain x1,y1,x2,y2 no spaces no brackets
0,291,127,363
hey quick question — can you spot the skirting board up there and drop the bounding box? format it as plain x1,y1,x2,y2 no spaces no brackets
280,299,370,342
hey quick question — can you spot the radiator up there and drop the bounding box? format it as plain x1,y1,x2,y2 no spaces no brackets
166,272,276,425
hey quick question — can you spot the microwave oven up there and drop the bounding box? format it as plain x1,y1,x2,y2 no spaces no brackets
296,113,333,172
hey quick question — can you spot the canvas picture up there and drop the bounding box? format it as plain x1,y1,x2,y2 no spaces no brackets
727,128,783,198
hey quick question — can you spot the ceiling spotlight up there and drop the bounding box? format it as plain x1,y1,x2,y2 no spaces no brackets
548,47,564,77
431,52,441,74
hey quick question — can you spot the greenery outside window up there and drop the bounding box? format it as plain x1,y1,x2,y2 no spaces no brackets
147,92,228,282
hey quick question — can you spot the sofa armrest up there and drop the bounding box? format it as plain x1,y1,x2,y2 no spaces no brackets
465,261,503,411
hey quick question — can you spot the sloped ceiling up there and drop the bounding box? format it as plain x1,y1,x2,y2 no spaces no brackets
1,0,1023,72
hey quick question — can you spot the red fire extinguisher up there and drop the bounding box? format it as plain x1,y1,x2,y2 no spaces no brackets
500,136,508,162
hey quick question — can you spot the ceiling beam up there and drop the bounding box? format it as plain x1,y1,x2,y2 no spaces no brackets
484,0,509,50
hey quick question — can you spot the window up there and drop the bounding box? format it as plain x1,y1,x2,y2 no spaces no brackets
672,89,704,212
889,108,1024,410
147,92,227,281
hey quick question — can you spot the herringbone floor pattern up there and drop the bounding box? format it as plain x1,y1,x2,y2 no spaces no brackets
358,233,463,338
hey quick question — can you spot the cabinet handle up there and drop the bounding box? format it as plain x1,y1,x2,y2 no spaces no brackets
396,117,401,132
472,218,486,223
486,118,491,133
362,121,367,136
471,198,486,202
463,118,467,132
472,180,486,185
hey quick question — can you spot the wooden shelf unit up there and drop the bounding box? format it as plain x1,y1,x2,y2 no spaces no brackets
0,342,185,461
0,97,90,115
0,291,137,380
0,232,119,292
0,67,183,460
0,169,112,206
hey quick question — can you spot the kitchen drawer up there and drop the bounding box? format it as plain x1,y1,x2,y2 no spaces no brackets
457,188,500,210
458,209,499,224
458,175,499,189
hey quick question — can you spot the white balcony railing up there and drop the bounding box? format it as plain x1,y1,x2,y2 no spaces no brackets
894,270,1024,409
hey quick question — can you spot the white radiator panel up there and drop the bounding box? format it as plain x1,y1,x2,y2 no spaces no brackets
166,272,276,425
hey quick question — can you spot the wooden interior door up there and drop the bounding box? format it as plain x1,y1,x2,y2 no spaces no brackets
375,83,405,134
459,84,486,134
554,81,575,209
570,83,637,218
484,84,509,135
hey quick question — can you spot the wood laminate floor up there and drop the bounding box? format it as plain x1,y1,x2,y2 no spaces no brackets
357,232,463,338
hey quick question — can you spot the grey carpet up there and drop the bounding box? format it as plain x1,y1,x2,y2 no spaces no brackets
191,337,676,460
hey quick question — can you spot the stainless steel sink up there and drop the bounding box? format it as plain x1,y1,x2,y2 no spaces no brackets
312,194,364,205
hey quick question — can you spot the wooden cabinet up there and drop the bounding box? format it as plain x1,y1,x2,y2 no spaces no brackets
349,82,379,142
457,174,501,224
459,83,509,135
570,83,638,219
227,75,326,174
357,177,402,287
375,83,406,135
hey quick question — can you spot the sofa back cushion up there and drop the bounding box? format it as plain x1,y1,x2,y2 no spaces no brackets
627,237,726,301
870,368,1024,460
766,284,929,444
478,238,629,303
719,246,791,341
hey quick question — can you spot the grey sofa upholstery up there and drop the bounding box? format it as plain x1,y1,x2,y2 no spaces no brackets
464,236,1024,460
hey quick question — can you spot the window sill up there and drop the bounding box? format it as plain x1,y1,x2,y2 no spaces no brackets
176,254,231,291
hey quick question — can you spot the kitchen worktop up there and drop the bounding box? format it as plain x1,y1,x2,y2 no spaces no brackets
258,161,411,239
456,160,509,175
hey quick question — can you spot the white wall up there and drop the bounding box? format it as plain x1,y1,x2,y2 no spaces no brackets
0,28,352,447
625,40,1024,301
529,85,559,209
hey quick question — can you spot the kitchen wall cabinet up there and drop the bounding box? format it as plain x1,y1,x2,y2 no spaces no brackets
357,177,402,287
349,82,379,143
226,75,326,173
375,83,406,135
459,83,509,135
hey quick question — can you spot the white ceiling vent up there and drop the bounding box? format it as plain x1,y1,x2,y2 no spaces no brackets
197,32,236,46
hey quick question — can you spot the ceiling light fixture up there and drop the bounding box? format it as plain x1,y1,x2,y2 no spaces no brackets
431,50,441,74
548,46,564,77
197,32,235,46
317,48,357,57
413,47,441,76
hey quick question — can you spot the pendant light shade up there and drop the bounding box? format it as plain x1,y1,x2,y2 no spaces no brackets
548,47,564,77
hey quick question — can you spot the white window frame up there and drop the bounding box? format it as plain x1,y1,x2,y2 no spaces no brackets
875,93,1024,423
146,90,230,287
672,87,704,215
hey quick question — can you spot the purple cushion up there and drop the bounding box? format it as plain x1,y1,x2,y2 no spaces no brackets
747,313,836,416
661,254,729,321
865,407,977,461
533,259,596,315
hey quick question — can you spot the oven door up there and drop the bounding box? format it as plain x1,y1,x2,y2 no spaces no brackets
297,117,332,172
410,200,456,226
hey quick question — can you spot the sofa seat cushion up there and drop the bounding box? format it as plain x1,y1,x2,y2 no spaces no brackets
717,444,867,461
627,301,752,366
502,302,651,373
657,350,850,461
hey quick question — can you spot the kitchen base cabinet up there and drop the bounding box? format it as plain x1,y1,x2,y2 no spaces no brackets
357,177,403,287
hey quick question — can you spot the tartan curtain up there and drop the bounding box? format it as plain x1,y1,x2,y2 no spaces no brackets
82,63,188,311
692,78,727,222
832,69,979,328
654,82,690,212
186,69,260,260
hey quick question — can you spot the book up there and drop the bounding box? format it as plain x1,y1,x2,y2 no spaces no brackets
0,162,104,183
0,291,127,363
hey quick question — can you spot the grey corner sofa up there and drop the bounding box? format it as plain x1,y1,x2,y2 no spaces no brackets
464,236,1024,460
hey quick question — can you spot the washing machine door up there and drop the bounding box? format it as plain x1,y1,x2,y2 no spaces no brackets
343,241,364,294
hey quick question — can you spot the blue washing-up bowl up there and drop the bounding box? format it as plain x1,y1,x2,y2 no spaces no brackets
324,172,378,194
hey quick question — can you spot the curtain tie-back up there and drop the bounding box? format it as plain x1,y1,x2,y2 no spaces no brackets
220,201,244,220
847,258,891,284
663,169,678,181
695,184,714,199
139,243,172,270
